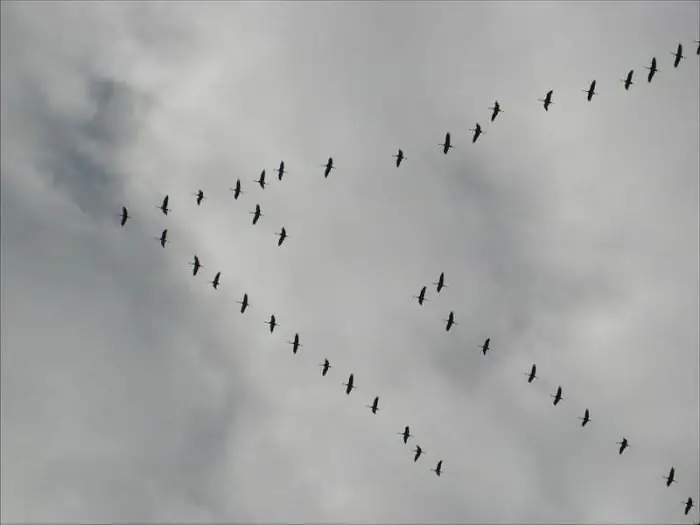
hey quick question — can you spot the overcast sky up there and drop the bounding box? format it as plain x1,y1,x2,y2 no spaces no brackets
1,1,699,523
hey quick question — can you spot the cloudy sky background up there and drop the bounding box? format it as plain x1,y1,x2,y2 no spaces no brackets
2,1,699,523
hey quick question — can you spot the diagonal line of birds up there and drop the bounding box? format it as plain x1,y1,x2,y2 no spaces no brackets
115,40,698,521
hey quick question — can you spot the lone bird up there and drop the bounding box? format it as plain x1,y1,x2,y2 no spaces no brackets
342,373,356,395
155,228,168,248
255,170,267,189
208,271,221,290
671,43,685,68
156,195,170,215
524,363,537,383
319,359,331,376
265,314,278,333
663,467,677,487
276,161,286,181
683,497,694,515
398,426,412,444
276,227,288,247
646,56,659,82
620,69,634,90
431,460,443,477
444,311,457,332
469,123,484,143
433,272,446,293
412,445,424,462
189,255,202,276
250,204,263,225
288,333,302,354
230,179,243,200
321,157,335,178
578,408,591,427
237,293,249,314
414,286,428,306
119,206,129,227
695,40,700,55
488,100,502,122
439,132,453,154
582,79,597,101
366,396,380,414
479,338,490,355
616,437,629,455
538,90,554,111
193,189,205,206
393,148,405,167
550,386,563,406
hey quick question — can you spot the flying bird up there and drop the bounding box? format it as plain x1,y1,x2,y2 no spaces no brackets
414,286,428,306
433,272,446,293
255,170,267,189
550,386,563,406
276,227,288,247
366,396,380,414
156,195,170,215
230,179,243,200
479,338,490,355
671,43,685,68
412,445,424,462
469,123,484,143
237,293,249,314
431,460,443,477
319,359,331,376
646,56,659,82
189,255,202,276
342,373,356,395
276,161,286,181
663,467,677,487
193,189,206,206
119,206,129,227
398,426,412,444
582,79,597,101
250,204,263,225
488,100,502,122
439,132,453,154
524,363,537,383
683,497,694,515
578,408,591,427
695,40,700,55
444,311,457,332
155,228,168,248
209,271,221,290
321,157,335,178
265,314,278,333
393,148,405,167
620,69,634,90
288,333,302,354
616,437,629,455
538,90,554,111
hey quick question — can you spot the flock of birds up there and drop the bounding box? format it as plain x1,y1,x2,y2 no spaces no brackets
115,40,699,520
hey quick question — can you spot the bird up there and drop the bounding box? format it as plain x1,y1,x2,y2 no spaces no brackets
321,157,335,178
663,467,677,487
342,373,356,395
578,408,591,427
479,337,490,355
671,43,685,68
156,195,170,215
366,396,380,414
616,437,629,455
431,460,443,477
276,161,286,181
398,426,412,444
255,170,267,189
683,497,694,515
229,179,243,200
469,123,484,143
646,56,659,82
393,148,405,167
155,228,168,248
209,271,221,290
193,189,205,206
250,204,263,225
488,100,502,122
444,311,457,332
439,132,453,154
550,386,563,406
288,333,302,354
413,286,427,306
319,359,331,376
412,445,424,462
276,227,288,247
538,90,554,111
433,272,446,293
582,79,597,101
119,206,129,227
189,255,202,276
524,363,537,383
237,293,249,314
265,314,278,333
620,69,634,90
695,40,700,55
